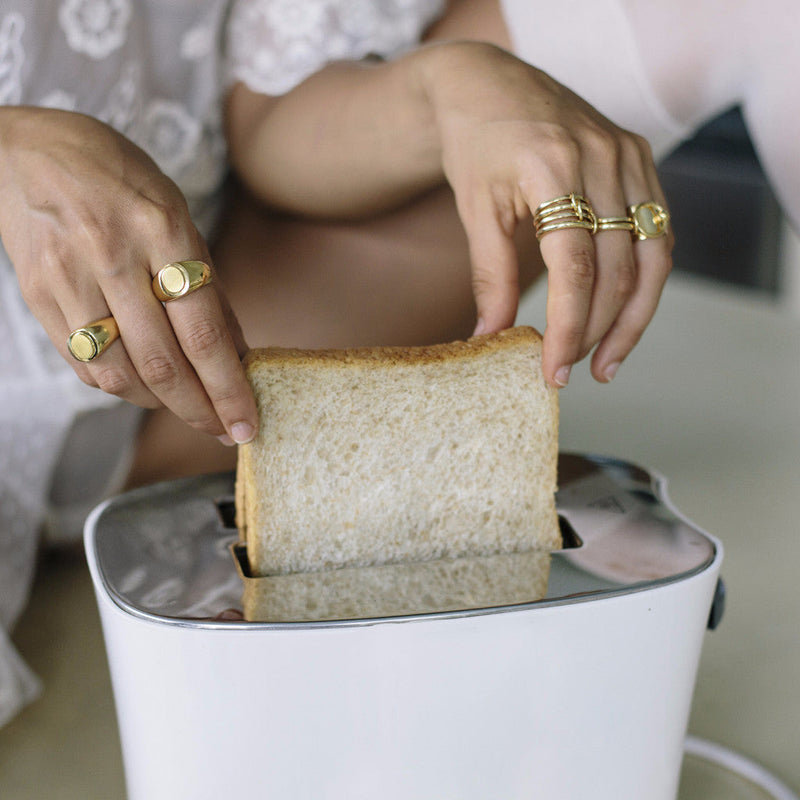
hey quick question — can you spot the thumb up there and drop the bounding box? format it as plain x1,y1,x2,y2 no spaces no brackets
466,216,520,336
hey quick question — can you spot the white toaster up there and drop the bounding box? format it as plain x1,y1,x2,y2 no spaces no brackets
85,453,724,800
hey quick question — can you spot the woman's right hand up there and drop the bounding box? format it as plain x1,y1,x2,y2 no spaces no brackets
0,107,257,444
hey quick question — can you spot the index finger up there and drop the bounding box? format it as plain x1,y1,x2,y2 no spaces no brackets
462,198,521,336
102,259,258,444
160,269,258,445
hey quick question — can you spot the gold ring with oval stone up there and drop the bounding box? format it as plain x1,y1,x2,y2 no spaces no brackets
152,260,212,302
67,315,119,362
628,202,670,240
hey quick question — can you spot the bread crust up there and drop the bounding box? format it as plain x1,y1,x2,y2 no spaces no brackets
242,325,544,369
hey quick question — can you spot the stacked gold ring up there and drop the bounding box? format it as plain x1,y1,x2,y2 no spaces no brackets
67,316,119,362
152,260,212,302
535,194,670,241
534,193,598,240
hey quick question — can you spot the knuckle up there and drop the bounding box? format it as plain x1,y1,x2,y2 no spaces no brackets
74,369,99,390
563,247,595,291
207,382,246,411
535,124,581,177
471,273,494,303
619,131,649,166
471,270,519,320
181,318,226,359
93,365,133,397
649,248,674,278
560,321,589,354
188,412,223,437
616,317,650,353
631,131,654,161
20,249,70,307
17,270,46,308
613,259,637,303
130,195,193,250
139,352,182,391
472,264,509,294
583,125,621,163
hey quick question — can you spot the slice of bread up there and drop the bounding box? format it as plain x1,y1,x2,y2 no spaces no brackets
234,544,553,622
236,326,560,592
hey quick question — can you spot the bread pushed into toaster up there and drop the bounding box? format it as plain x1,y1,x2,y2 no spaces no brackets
235,326,560,621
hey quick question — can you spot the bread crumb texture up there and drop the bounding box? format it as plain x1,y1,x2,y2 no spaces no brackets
239,327,559,576
241,549,553,622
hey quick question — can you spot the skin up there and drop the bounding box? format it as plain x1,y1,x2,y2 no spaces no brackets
224,41,673,388
0,3,676,488
0,107,258,446
129,6,677,486
128,0,800,488
11,0,795,490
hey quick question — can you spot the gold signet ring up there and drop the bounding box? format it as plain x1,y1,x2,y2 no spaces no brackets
152,260,212,302
67,315,119,362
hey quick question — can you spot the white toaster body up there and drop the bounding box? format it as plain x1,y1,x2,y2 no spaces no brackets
85,454,723,800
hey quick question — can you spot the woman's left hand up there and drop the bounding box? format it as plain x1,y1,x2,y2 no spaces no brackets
417,41,674,387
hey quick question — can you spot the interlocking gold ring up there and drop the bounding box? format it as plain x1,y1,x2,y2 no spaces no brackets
152,260,212,302
596,216,635,233
67,315,119,362
628,202,670,240
534,193,598,240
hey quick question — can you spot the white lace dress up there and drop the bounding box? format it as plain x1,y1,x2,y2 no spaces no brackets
0,0,444,730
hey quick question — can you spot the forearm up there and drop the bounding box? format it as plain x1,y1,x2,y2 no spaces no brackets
225,46,451,219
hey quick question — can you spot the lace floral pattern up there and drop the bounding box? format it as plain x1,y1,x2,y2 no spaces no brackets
136,99,203,177
0,0,447,733
226,0,445,96
0,0,230,728
0,12,24,104
98,60,140,131
58,0,132,60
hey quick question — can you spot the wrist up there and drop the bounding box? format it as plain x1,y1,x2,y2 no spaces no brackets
393,45,445,177
409,41,513,175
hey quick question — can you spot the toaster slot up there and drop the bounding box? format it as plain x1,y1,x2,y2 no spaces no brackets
215,497,237,531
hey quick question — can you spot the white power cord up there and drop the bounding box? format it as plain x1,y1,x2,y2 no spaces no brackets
684,736,800,800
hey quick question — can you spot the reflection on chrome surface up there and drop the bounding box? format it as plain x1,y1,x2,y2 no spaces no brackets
87,454,716,626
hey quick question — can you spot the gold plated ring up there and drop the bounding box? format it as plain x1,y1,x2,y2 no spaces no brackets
152,260,212,302
67,315,119,362
596,216,635,233
534,193,598,240
628,202,670,240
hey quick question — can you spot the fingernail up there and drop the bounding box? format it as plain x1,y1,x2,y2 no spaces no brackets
554,365,572,387
216,434,235,447
231,421,255,444
603,361,621,382
473,318,487,337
